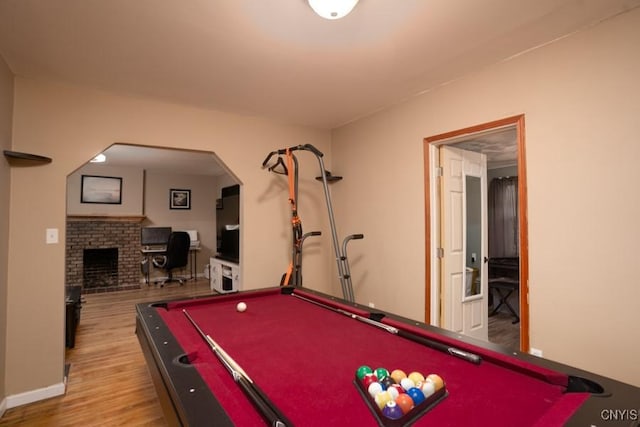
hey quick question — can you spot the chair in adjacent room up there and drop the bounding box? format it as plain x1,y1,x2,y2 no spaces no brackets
152,231,191,287
488,257,520,324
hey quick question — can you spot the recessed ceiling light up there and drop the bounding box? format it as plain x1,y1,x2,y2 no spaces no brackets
90,153,106,163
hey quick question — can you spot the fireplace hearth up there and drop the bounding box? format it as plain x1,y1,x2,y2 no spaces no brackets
83,248,118,289
66,217,143,293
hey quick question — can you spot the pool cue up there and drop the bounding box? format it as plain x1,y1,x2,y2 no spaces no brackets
292,293,482,365
183,309,292,427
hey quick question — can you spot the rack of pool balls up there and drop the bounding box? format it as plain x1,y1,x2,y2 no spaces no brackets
354,365,447,426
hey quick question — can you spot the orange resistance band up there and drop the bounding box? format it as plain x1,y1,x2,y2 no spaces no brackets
286,149,301,227
286,149,296,210
283,149,299,286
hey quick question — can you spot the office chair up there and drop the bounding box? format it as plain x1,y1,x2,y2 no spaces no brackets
152,231,190,287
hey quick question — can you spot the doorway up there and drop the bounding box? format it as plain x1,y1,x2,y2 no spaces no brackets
63,143,241,350
423,115,530,352
65,143,239,290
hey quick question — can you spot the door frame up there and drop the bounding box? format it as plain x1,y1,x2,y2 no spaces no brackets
423,114,530,352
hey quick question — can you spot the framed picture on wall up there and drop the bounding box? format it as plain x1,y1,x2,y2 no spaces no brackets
170,189,191,210
81,175,122,204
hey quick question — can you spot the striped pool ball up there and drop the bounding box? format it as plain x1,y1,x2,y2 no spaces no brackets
382,401,404,420
374,367,390,381
363,373,378,388
426,374,444,391
400,377,415,391
421,381,436,398
375,390,393,410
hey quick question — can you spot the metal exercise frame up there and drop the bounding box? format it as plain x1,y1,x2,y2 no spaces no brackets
262,143,363,302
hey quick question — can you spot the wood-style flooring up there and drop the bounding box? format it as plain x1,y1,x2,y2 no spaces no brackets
1,280,522,426
488,312,520,352
0,279,213,426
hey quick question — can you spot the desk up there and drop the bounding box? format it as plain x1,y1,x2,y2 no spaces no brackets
136,287,640,426
140,247,199,285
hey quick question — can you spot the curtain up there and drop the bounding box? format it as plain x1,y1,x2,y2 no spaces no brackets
488,177,519,258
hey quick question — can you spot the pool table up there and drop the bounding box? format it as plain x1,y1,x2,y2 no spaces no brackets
136,287,640,426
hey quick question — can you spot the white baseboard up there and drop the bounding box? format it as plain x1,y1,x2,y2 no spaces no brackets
5,382,65,409
0,396,6,417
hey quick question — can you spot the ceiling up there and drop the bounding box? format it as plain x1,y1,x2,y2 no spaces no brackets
451,127,518,169
2,0,639,174
97,144,228,176
1,0,639,131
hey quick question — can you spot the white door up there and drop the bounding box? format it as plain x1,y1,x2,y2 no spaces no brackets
440,146,488,341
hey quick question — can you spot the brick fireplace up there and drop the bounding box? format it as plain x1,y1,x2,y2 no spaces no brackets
66,217,143,293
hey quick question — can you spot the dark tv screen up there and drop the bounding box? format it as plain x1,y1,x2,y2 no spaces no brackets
219,229,239,262
141,227,172,246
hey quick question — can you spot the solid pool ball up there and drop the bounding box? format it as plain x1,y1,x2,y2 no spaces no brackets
407,387,426,405
374,390,393,410
380,375,396,390
395,393,414,414
368,381,384,398
374,367,390,381
390,369,407,384
382,401,404,420
236,302,247,312
426,374,444,391
356,365,373,380
408,371,425,385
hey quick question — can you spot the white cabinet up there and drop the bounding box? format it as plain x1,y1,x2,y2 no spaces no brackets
210,257,240,293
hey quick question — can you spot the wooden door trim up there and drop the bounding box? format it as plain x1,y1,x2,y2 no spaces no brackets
423,114,530,352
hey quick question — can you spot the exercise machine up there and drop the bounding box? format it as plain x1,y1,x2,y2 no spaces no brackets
262,144,363,302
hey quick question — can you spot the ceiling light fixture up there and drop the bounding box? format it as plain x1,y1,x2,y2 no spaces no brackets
90,153,106,163
308,0,359,20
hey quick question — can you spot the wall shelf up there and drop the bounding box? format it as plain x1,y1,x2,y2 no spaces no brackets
3,150,52,165
315,170,343,183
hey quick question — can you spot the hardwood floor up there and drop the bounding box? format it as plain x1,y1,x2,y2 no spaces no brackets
1,280,522,426
0,279,214,426
488,312,520,352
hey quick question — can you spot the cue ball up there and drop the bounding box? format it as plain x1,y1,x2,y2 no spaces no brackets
236,302,247,312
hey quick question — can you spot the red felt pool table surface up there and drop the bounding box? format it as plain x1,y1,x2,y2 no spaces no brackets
136,287,639,426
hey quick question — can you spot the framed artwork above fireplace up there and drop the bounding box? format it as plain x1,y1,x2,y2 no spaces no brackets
81,175,122,204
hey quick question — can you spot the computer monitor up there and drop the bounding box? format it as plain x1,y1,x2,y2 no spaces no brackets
141,227,172,246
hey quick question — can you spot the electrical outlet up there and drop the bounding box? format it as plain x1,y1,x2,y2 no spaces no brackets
530,348,543,357
46,228,59,244
368,302,375,308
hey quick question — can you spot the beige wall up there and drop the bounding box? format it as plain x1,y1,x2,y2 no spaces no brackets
67,164,144,215
331,9,640,386
6,78,333,398
4,4,639,406
68,163,228,275
0,52,14,410
144,170,220,275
